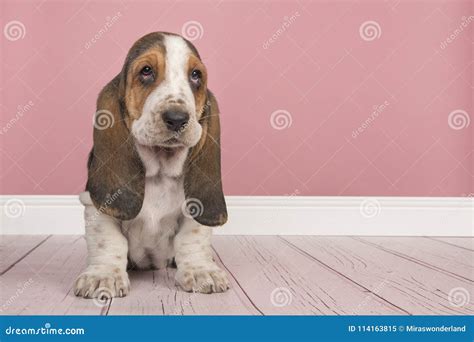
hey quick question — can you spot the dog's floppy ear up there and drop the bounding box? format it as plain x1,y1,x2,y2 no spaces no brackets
184,90,227,227
86,75,145,221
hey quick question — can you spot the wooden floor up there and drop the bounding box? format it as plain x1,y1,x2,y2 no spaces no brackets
0,235,472,315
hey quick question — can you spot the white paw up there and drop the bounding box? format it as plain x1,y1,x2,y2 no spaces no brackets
74,265,130,299
176,263,230,293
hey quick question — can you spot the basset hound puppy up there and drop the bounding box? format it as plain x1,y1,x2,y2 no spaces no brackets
74,32,229,298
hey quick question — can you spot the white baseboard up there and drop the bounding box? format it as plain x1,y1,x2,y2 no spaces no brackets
0,195,472,236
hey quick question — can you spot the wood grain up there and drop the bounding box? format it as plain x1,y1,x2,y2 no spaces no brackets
0,235,50,274
212,236,404,315
359,237,473,281
108,250,260,315
0,235,106,315
283,236,474,315
431,237,474,251
3,235,472,315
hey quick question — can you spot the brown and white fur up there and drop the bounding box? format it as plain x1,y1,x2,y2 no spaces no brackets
74,32,229,299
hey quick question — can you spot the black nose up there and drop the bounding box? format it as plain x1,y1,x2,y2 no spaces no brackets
162,110,189,132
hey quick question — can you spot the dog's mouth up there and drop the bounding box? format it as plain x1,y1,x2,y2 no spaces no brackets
134,133,186,148
158,137,185,148
136,142,186,158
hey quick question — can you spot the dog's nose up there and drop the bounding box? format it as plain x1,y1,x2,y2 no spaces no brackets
162,110,189,132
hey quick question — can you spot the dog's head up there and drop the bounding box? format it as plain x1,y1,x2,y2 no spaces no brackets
125,32,207,148
86,32,227,226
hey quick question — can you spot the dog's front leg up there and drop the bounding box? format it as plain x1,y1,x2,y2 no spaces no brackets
174,217,230,293
74,193,130,299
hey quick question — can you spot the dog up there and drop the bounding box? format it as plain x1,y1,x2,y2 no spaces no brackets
74,32,229,298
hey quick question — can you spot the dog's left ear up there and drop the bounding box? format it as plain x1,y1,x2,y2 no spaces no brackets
183,90,227,227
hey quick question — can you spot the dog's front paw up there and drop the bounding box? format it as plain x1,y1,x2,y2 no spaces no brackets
176,263,230,293
74,266,130,299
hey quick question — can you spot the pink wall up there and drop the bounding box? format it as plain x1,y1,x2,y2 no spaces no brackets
1,0,472,196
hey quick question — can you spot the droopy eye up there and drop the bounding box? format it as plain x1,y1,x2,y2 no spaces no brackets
190,69,202,83
140,66,153,77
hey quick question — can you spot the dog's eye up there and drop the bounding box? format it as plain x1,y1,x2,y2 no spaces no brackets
191,69,202,80
140,66,153,77
190,69,202,84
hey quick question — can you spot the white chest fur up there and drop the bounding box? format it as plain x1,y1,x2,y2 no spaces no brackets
122,145,189,269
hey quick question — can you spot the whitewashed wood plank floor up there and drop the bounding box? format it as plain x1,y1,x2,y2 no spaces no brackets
0,235,472,315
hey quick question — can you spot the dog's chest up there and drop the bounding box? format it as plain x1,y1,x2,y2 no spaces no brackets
122,146,188,269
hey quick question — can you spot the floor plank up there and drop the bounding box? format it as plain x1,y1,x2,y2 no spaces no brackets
3,235,472,315
358,237,473,281
0,235,106,315
0,235,50,274
212,236,404,315
108,250,261,315
431,237,474,251
283,236,474,315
